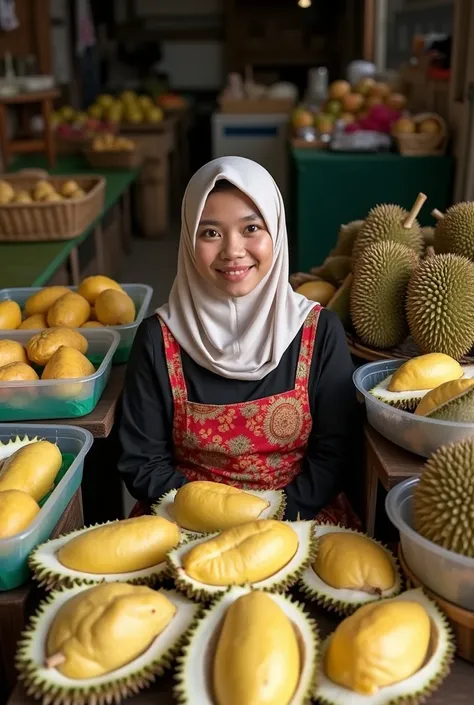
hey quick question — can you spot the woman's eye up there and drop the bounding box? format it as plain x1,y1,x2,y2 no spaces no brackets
245,224,260,234
202,229,220,238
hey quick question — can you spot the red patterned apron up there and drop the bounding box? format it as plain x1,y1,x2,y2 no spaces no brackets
130,307,361,530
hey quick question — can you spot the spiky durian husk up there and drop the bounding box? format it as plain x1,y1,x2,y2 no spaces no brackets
298,524,402,616
369,374,428,411
28,519,187,591
151,487,286,538
331,220,365,257
0,434,41,463
16,585,201,705
350,241,419,349
313,588,455,705
413,439,474,557
326,274,352,326
434,202,474,260
174,585,319,705
352,204,423,264
310,256,352,286
424,387,474,422
167,520,316,603
406,253,474,359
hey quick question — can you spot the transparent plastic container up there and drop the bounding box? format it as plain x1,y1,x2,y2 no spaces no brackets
386,477,474,611
0,328,119,421
0,283,153,363
353,360,474,458
0,423,93,590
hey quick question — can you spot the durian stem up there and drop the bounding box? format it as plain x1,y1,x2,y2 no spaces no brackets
45,653,66,669
431,208,444,221
403,192,427,229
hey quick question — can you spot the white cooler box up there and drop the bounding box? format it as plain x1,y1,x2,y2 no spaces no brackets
212,112,290,201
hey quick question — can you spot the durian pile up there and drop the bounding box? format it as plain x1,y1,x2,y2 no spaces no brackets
370,352,474,421
0,436,63,538
0,275,136,332
13,479,455,705
295,194,474,361
0,328,95,393
0,179,89,205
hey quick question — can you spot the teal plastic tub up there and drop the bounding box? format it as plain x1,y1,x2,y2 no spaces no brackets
0,283,152,363
0,328,119,421
0,424,93,590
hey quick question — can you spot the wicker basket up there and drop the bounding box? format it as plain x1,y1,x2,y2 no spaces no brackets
395,112,447,156
346,331,474,365
84,148,142,170
289,271,320,290
0,172,105,242
399,547,474,664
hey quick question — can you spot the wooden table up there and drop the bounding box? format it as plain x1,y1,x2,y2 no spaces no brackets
364,424,425,537
7,588,474,705
0,491,84,703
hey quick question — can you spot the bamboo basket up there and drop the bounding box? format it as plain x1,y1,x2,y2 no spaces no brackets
0,172,105,242
346,332,474,365
395,113,447,156
399,547,474,664
84,148,142,170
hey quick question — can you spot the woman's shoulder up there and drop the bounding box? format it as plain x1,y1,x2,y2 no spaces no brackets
314,307,346,340
133,314,166,356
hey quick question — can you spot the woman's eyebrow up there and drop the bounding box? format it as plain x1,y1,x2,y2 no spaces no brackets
240,212,262,221
199,218,221,226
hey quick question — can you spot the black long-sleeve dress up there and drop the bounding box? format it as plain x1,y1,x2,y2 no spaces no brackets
118,307,362,521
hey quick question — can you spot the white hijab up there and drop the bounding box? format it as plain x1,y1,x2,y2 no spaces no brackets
156,156,315,381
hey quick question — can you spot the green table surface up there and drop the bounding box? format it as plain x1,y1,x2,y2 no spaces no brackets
289,148,454,271
0,155,139,288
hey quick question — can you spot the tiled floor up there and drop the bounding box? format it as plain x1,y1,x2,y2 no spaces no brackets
118,229,179,515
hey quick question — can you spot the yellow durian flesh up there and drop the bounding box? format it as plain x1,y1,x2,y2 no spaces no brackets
0,489,40,538
213,591,300,705
0,440,61,502
325,600,431,695
414,378,474,416
173,481,270,532
46,583,176,679
57,516,180,574
313,532,395,593
183,520,298,586
388,353,463,392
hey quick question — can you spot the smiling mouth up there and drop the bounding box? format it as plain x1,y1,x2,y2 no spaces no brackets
215,266,255,282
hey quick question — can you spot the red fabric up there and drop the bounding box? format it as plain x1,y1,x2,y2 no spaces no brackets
130,307,361,531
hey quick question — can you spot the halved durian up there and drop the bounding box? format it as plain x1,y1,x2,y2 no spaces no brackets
16,583,200,705
29,516,185,591
314,588,454,705
152,483,286,536
0,434,41,464
299,525,402,615
174,585,318,705
370,361,474,411
167,519,315,602
370,375,429,411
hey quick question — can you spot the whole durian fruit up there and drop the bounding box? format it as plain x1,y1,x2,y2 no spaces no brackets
433,202,474,260
406,253,474,359
353,193,426,263
331,220,364,257
350,240,419,349
413,439,474,557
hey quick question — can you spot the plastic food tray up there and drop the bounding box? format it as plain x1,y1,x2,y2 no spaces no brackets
0,328,119,421
386,477,474,611
353,359,474,458
0,423,93,590
0,283,152,364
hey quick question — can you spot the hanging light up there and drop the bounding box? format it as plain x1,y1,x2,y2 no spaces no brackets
298,0,312,7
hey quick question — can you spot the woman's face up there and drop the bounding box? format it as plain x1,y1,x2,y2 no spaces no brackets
195,187,273,297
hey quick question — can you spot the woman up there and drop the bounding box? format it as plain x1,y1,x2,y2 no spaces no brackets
119,156,362,527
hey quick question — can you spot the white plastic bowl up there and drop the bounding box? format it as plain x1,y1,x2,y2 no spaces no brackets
353,360,474,458
386,477,474,611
